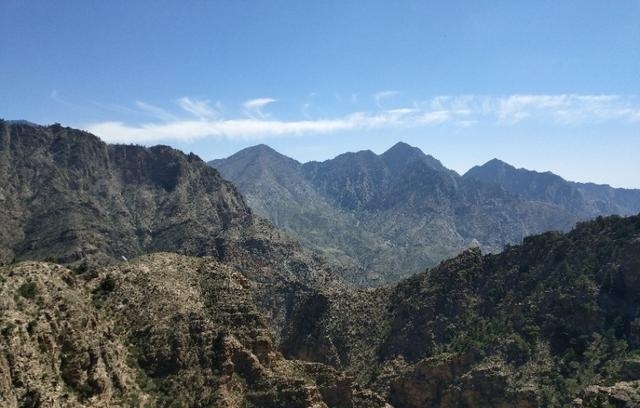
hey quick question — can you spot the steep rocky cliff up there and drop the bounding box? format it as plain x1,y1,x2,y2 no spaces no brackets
0,121,305,270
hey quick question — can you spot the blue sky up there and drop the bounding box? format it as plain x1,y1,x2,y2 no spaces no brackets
1,1,639,187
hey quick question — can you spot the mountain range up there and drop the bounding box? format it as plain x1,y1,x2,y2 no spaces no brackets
211,142,640,284
3,120,640,407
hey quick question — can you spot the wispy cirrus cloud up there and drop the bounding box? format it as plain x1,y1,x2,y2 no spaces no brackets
373,90,399,108
135,101,178,121
50,89,83,109
242,97,277,119
177,97,218,119
84,94,640,144
494,94,629,124
419,110,451,124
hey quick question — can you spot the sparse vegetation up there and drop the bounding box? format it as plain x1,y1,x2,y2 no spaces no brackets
72,262,89,274
91,274,116,307
18,281,38,299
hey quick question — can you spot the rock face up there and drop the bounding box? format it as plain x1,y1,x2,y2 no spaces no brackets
577,381,640,407
211,142,640,285
0,254,389,408
0,261,150,407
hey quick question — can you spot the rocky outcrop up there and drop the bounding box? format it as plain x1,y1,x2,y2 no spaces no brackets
0,254,388,408
388,356,537,408
576,381,640,407
0,261,149,407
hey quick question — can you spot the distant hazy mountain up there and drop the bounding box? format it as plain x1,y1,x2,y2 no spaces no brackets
464,158,640,216
212,142,640,284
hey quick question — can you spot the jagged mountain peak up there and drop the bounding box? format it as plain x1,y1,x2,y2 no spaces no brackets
328,148,379,163
219,143,298,164
381,141,425,168
242,143,280,155
465,158,520,178
6,119,40,127
382,141,422,156
465,158,570,190
470,158,567,179
481,157,516,169
212,141,640,285
209,144,302,184
381,141,451,174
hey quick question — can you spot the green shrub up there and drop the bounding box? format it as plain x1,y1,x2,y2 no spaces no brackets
18,282,38,299
98,275,116,293
92,275,117,308
72,262,89,274
19,388,41,408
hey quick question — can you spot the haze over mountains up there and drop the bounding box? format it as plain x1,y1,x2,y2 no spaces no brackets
211,143,640,284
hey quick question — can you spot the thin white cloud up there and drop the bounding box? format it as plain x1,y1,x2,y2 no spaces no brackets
85,94,640,144
494,94,640,124
419,110,451,124
135,101,177,122
177,97,218,119
373,90,399,108
243,97,277,119
89,100,141,116
421,94,640,125
50,89,81,108
86,110,418,144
